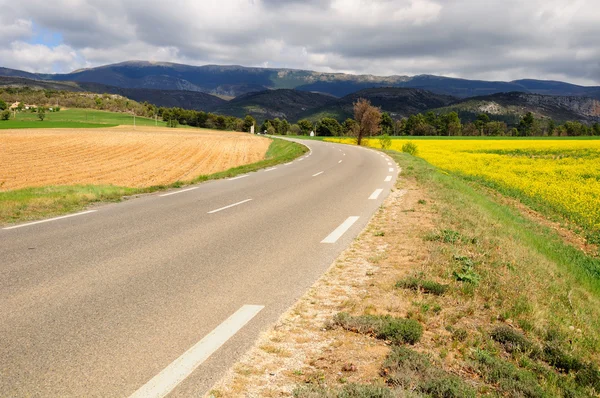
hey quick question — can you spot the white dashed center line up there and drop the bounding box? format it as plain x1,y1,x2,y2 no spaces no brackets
208,199,252,214
369,189,384,200
321,216,360,243
128,305,264,398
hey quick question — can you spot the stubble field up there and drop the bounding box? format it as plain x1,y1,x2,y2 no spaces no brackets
0,126,271,190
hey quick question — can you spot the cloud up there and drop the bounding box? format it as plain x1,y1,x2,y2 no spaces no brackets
0,0,598,85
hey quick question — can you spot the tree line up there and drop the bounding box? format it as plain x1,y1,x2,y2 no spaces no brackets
258,107,600,137
2,87,599,137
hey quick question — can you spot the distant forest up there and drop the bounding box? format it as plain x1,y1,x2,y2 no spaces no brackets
1,87,599,137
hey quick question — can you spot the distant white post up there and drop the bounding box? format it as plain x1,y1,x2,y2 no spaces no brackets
250,124,255,134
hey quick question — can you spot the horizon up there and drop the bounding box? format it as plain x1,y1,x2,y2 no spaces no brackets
2,60,596,88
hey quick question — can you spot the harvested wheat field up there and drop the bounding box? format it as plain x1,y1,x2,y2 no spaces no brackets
0,126,271,190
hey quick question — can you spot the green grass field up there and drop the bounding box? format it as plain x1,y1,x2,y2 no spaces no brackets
1,108,162,129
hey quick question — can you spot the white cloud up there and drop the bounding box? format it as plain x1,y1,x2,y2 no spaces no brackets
0,42,83,73
0,0,599,85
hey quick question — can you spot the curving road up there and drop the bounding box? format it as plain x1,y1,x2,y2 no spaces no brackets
0,138,397,397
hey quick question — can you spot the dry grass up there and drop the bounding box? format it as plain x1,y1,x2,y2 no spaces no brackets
0,126,271,190
206,174,437,397
208,150,600,397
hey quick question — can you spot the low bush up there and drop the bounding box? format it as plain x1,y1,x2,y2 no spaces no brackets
383,347,476,397
396,277,449,296
474,350,547,397
332,313,423,345
575,363,600,391
401,141,418,156
543,344,584,373
293,383,395,398
491,325,538,355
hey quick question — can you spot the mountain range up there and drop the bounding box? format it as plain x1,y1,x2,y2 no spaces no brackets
1,61,599,124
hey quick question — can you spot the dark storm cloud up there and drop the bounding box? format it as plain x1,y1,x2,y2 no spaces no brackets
0,0,598,85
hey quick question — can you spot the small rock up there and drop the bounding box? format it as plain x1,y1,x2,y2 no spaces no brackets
342,363,357,372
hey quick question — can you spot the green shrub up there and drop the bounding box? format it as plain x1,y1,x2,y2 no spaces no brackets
402,141,418,156
396,277,449,296
575,363,600,390
420,376,476,398
491,326,537,354
543,344,584,373
293,383,394,398
474,350,547,397
383,347,476,397
379,134,392,150
332,313,423,345
452,256,480,285
377,317,423,345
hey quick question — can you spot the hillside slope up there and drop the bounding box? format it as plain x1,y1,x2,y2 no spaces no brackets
298,87,456,121
2,61,600,99
212,89,336,121
435,92,600,123
0,76,226,111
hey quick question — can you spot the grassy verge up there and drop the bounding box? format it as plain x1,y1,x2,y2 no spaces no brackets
0,137,307,226
208,147,600,397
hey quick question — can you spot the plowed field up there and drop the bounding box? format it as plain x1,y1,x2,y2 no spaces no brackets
0,126,271,190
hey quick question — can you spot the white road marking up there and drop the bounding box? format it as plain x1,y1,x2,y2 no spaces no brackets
369,189,384,200
264,167,277,172
2,210,97,230
388,162,392,166
159,187,199,197
322,216,360,244
128,305,264,398
389,168,395,172
228,175,248,181
385,176,393,182
208,199,252,214
338,160,343,164
284,162,293,166
312,171,324,177
343,153,346,156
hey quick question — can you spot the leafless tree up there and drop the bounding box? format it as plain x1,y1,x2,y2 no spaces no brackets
353,98,381,145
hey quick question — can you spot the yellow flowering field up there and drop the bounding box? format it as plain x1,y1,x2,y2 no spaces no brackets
327,137,600,241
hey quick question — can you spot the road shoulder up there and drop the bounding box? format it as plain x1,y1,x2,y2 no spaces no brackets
206,162,431,397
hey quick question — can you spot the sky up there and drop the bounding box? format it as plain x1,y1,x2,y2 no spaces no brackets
0,0,599,85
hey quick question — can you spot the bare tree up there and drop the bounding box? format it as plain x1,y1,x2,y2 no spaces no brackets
353,98,381,145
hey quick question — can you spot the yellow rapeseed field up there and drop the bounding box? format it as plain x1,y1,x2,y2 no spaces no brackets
328,137,600,239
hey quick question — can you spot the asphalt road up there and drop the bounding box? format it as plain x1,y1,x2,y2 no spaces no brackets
0,138,398,397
